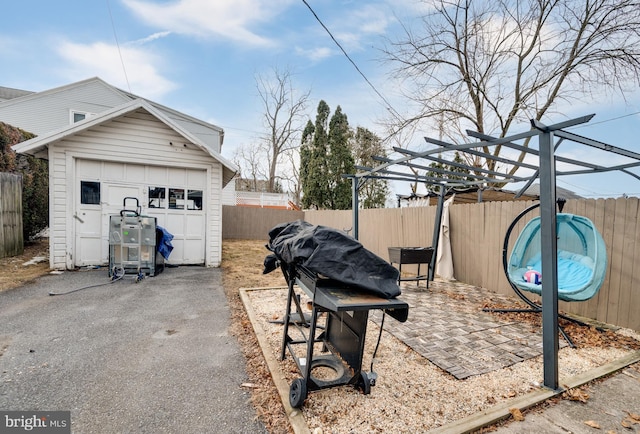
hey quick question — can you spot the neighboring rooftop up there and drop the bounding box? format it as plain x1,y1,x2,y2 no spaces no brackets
397,182,582,207
0,86,34,102
524,183,583,199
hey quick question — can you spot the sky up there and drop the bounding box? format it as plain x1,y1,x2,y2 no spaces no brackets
2,0,640,200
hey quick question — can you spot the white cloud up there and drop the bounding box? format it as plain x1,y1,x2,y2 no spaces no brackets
295,46,333,62
352,5,393,35
320,4,393,52
384,0,436,17
56,40,177,100
122,0,292,47
127,31,172,46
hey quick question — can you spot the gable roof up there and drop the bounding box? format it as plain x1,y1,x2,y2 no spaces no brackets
0,77,225,144
0,77,127,108
12,98,237,186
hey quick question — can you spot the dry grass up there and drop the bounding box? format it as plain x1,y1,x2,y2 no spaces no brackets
0,238,50,292
221,239,293,434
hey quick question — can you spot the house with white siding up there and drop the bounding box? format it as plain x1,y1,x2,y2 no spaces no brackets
2,78,237,270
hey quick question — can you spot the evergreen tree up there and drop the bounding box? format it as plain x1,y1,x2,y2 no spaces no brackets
299,120,314,208
300,101,356,210
351,127,389,208
300,101,330,209
426,151,472,192
326,106,354,210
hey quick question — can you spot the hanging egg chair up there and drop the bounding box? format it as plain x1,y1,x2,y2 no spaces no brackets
507,212,607,302
488,201,608,347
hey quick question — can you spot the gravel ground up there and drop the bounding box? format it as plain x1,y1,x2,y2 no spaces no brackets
245,286,638,433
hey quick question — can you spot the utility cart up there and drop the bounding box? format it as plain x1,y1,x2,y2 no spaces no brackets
280,263,409,408
109,197,162,281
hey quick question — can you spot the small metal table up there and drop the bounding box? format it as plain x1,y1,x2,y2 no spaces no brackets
388,247,434,288
280,265,409,408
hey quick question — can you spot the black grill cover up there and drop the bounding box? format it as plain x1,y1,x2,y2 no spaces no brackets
265,220,401,299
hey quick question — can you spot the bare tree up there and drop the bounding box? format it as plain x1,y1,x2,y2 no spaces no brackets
256,67,311,193
232,142,266,191
280,148,302,208
384,0,640,179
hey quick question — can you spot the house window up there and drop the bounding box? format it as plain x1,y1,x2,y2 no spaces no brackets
149,187,166,208
187,190,203,210
71,110,95,123
80,181,100,205
169,188,184,209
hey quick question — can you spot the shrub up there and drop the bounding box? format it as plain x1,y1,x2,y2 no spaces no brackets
0,122,48,240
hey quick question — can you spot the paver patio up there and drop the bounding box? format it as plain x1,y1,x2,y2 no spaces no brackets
372,280,567,379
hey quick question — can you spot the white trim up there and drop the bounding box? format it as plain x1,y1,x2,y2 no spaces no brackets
48,145,56,270
66,154,75,269
64,151,213,172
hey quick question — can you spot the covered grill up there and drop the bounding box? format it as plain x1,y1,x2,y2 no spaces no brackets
264,220,409,408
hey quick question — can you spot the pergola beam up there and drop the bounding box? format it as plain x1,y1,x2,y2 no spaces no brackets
346,114,639,392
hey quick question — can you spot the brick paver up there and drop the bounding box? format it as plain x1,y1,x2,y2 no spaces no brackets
372,280,565,379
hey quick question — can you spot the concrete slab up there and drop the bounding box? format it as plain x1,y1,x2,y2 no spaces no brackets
492,367,640,433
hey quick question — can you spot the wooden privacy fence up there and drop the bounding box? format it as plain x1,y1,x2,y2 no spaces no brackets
222,206,304,240
0,172,23,259
221,199,638,330
304,198,640,332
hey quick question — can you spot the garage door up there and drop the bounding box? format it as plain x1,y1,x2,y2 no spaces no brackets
75,159,207,267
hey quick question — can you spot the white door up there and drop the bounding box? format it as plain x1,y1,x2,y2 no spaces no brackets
144,166,207,265
75,179,142,266
74,179,103,266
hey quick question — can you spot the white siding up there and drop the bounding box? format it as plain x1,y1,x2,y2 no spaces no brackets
221,181,236,205
1,78,226,156
161,111,223,153
0,80,128,136
48,108,224,270
208,164,223,266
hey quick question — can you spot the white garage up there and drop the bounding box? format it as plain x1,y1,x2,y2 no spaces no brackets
13,98,236,270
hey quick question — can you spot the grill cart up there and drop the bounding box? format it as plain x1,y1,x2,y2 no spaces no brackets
280,264,409,408
264,220,409,408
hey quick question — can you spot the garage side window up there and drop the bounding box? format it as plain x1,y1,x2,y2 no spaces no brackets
187,190,203,210
169,188,184,209
149,187,166,208
80,181,100,205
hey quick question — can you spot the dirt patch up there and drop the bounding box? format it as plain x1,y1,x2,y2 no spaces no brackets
0,237,50,293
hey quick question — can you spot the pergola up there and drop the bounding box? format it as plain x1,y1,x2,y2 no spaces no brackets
346,114,640,390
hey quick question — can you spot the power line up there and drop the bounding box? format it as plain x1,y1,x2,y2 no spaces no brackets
106,0,131,93
570,110,640,129
301,0,403,124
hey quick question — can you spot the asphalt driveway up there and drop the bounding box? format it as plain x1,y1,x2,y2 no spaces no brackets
0,266,267,433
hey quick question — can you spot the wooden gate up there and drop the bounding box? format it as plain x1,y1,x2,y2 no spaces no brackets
0,172,23,258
